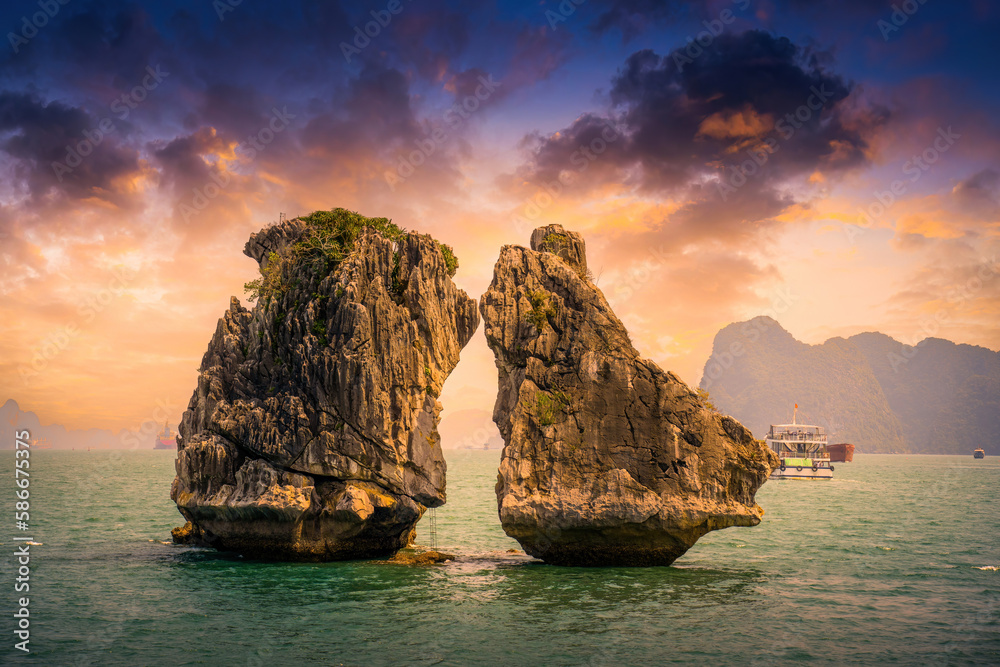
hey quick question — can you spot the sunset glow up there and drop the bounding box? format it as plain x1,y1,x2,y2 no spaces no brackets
1,0,997,433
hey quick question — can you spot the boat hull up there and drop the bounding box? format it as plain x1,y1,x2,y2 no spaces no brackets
770,466,834,480
827,443,854,463
974,450,985,459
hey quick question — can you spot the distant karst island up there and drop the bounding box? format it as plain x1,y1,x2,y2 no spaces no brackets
700,317,1000,455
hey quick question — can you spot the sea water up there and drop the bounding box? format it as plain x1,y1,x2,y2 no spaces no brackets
1,450,997,665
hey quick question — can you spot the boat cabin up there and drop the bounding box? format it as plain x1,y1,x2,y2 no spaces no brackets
766,414,834,479
766,424,830,460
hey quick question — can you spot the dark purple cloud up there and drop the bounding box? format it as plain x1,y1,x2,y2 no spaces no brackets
0,91,140,207
510,30,888,199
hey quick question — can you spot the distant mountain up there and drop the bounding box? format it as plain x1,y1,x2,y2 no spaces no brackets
699,319,1000,454
850,333,1000,454
699,318,906,452
0,399,162,450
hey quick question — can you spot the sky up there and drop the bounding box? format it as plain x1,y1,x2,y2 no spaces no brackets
0,0,998,433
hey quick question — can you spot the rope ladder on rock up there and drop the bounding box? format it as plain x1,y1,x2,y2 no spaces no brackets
428,508,437,550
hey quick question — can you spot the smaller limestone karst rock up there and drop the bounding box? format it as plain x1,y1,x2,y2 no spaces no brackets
480,224,778,566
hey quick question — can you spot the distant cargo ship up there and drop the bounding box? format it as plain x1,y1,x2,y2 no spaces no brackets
154,424,176,450
974,448,986,459
827,443,855,463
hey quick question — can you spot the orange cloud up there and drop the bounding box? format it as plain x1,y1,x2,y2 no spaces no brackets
697,107,773,141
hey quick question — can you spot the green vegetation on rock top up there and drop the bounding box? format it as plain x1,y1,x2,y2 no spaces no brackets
244,208,458,302
297,208,406,266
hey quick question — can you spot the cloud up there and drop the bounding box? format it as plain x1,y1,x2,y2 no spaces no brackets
295,64,433,180
585,0,916,39
505,30,886,240
609,32,877,186
952,168,1000,216
884,244,1000,348
0,91,142,210
587,0,692,39
1,3,166,84
0,0,995,435
151,126,229,201
875,166,1000,248
495,29,896,383
387,6,471,81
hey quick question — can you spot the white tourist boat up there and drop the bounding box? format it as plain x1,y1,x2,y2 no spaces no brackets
766,405,834,480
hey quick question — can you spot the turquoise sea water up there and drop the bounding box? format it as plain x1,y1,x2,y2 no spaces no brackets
1,450,998,666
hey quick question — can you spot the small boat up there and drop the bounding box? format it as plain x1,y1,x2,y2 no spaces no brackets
827,443,855,463
766,405,833,480
974,448,986,459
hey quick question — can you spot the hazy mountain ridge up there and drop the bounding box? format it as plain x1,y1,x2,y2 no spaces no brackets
700,318,998,454
700,318,906,452
850,333,1000,454
0,399,160,450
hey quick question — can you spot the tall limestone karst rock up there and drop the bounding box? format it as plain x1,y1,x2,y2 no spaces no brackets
480,225,777,566
171,210,479,559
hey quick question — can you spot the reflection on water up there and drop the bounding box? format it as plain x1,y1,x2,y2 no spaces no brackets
492,560,767,608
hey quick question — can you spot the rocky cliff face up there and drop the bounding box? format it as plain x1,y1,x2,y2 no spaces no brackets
480,225,777,566
171,210,479,559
